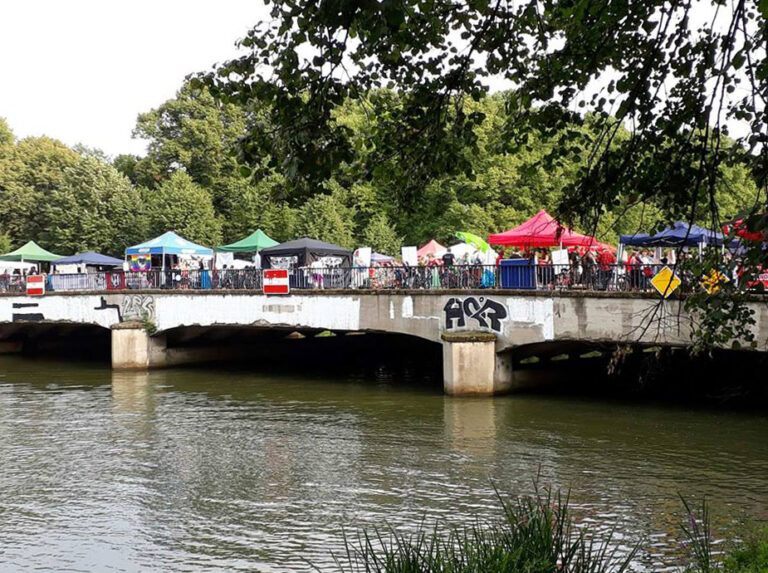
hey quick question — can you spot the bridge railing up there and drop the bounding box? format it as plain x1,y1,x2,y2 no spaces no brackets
20,263,695,295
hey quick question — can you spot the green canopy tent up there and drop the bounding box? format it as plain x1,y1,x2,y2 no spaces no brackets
0,241,63,262
216,229,279,253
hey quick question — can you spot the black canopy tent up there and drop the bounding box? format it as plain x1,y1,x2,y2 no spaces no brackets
261,238,353,268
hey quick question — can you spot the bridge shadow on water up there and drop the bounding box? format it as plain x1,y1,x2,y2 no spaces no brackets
511,342,768,409
3,322,767,407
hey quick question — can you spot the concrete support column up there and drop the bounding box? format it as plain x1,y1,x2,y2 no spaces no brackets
441,332,511,396
111,322,167,370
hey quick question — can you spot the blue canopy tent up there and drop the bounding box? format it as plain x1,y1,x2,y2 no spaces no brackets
618,222,729,264
618,233,653,247
53,251,124,268
125,232,214,271
620,222,725,248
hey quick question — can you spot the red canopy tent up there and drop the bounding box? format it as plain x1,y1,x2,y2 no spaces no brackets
417,239,446,258
489,210,600,248
724,218,765,242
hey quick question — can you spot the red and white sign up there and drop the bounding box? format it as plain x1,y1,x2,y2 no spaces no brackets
26,274,45,296
263,269,290,295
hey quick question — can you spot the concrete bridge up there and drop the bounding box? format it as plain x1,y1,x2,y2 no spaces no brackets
0,289,766,395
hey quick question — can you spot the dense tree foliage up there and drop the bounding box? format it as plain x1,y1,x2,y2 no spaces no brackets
0,74,761,260
199,1,766,235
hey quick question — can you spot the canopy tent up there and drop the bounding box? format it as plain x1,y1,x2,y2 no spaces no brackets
216,229,279,253
0,241,63,262
372,252,395,263
125,232,214,257
617,233,653,247
417,239,446,259
438,242,498,264
619,221,725,248
53,251,124,268
261,237,353,268
724,218,765,242
488,210,599,248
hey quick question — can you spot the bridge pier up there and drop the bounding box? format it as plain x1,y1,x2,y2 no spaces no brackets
441,332,512,396
111,322,168,369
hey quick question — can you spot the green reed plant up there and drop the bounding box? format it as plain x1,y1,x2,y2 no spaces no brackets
680,496,717,572
334,485,636,573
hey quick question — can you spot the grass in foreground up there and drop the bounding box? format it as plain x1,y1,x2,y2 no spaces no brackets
334,485,635,572
331,488,768,573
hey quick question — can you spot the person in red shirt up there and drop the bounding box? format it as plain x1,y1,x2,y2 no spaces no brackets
597,248,617,290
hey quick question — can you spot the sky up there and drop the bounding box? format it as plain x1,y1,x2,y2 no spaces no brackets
0,0,268,157
0,2,748,159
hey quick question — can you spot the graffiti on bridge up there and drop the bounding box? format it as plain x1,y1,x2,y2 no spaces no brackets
121,295,155,322
443,297,508,333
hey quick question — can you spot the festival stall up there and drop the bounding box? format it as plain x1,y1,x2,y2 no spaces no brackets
416,239,446,259
125,231,214,271
372,252,395,263
0,241,62,263
619,221,725,249
261,237,352,268
618,221,727,264
216,229,279,269
489,210,601,288
49,251,126,291
488,210,599,248
261,237,353,288
53,251,124,273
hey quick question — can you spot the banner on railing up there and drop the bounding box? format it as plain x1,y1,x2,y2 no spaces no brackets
263,269,290,295
26,275,45,296
106,272,126,291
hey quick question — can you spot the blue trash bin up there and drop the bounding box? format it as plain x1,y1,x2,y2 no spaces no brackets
500,259,537,289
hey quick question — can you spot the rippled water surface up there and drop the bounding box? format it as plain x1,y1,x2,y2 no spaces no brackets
0,356,766,571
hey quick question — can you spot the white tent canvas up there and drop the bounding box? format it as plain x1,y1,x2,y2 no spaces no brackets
436,242,497,264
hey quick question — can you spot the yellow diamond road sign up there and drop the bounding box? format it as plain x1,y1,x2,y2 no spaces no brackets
650,266,681,298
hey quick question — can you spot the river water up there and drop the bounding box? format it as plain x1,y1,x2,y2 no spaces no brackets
0,356,766,572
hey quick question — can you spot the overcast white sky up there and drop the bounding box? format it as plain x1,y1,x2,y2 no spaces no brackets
0,0,268,157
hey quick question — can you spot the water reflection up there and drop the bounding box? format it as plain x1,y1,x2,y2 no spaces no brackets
0,358,765,571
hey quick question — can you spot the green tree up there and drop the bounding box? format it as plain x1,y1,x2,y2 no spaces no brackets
38,157,146,255
295,183,356,248
0,118,14,147
0,136,81,244
144,171,222,246
361,213,402,255
133,83,248,205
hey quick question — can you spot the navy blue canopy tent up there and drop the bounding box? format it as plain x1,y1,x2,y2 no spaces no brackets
53,251,124,267
620,222,725,248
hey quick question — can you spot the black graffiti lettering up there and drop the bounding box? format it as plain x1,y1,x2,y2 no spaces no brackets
94,297,122,321
444,296,507,333
12,313,44,322
443,298,466,329
462,297,487,328
12,303,38,309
